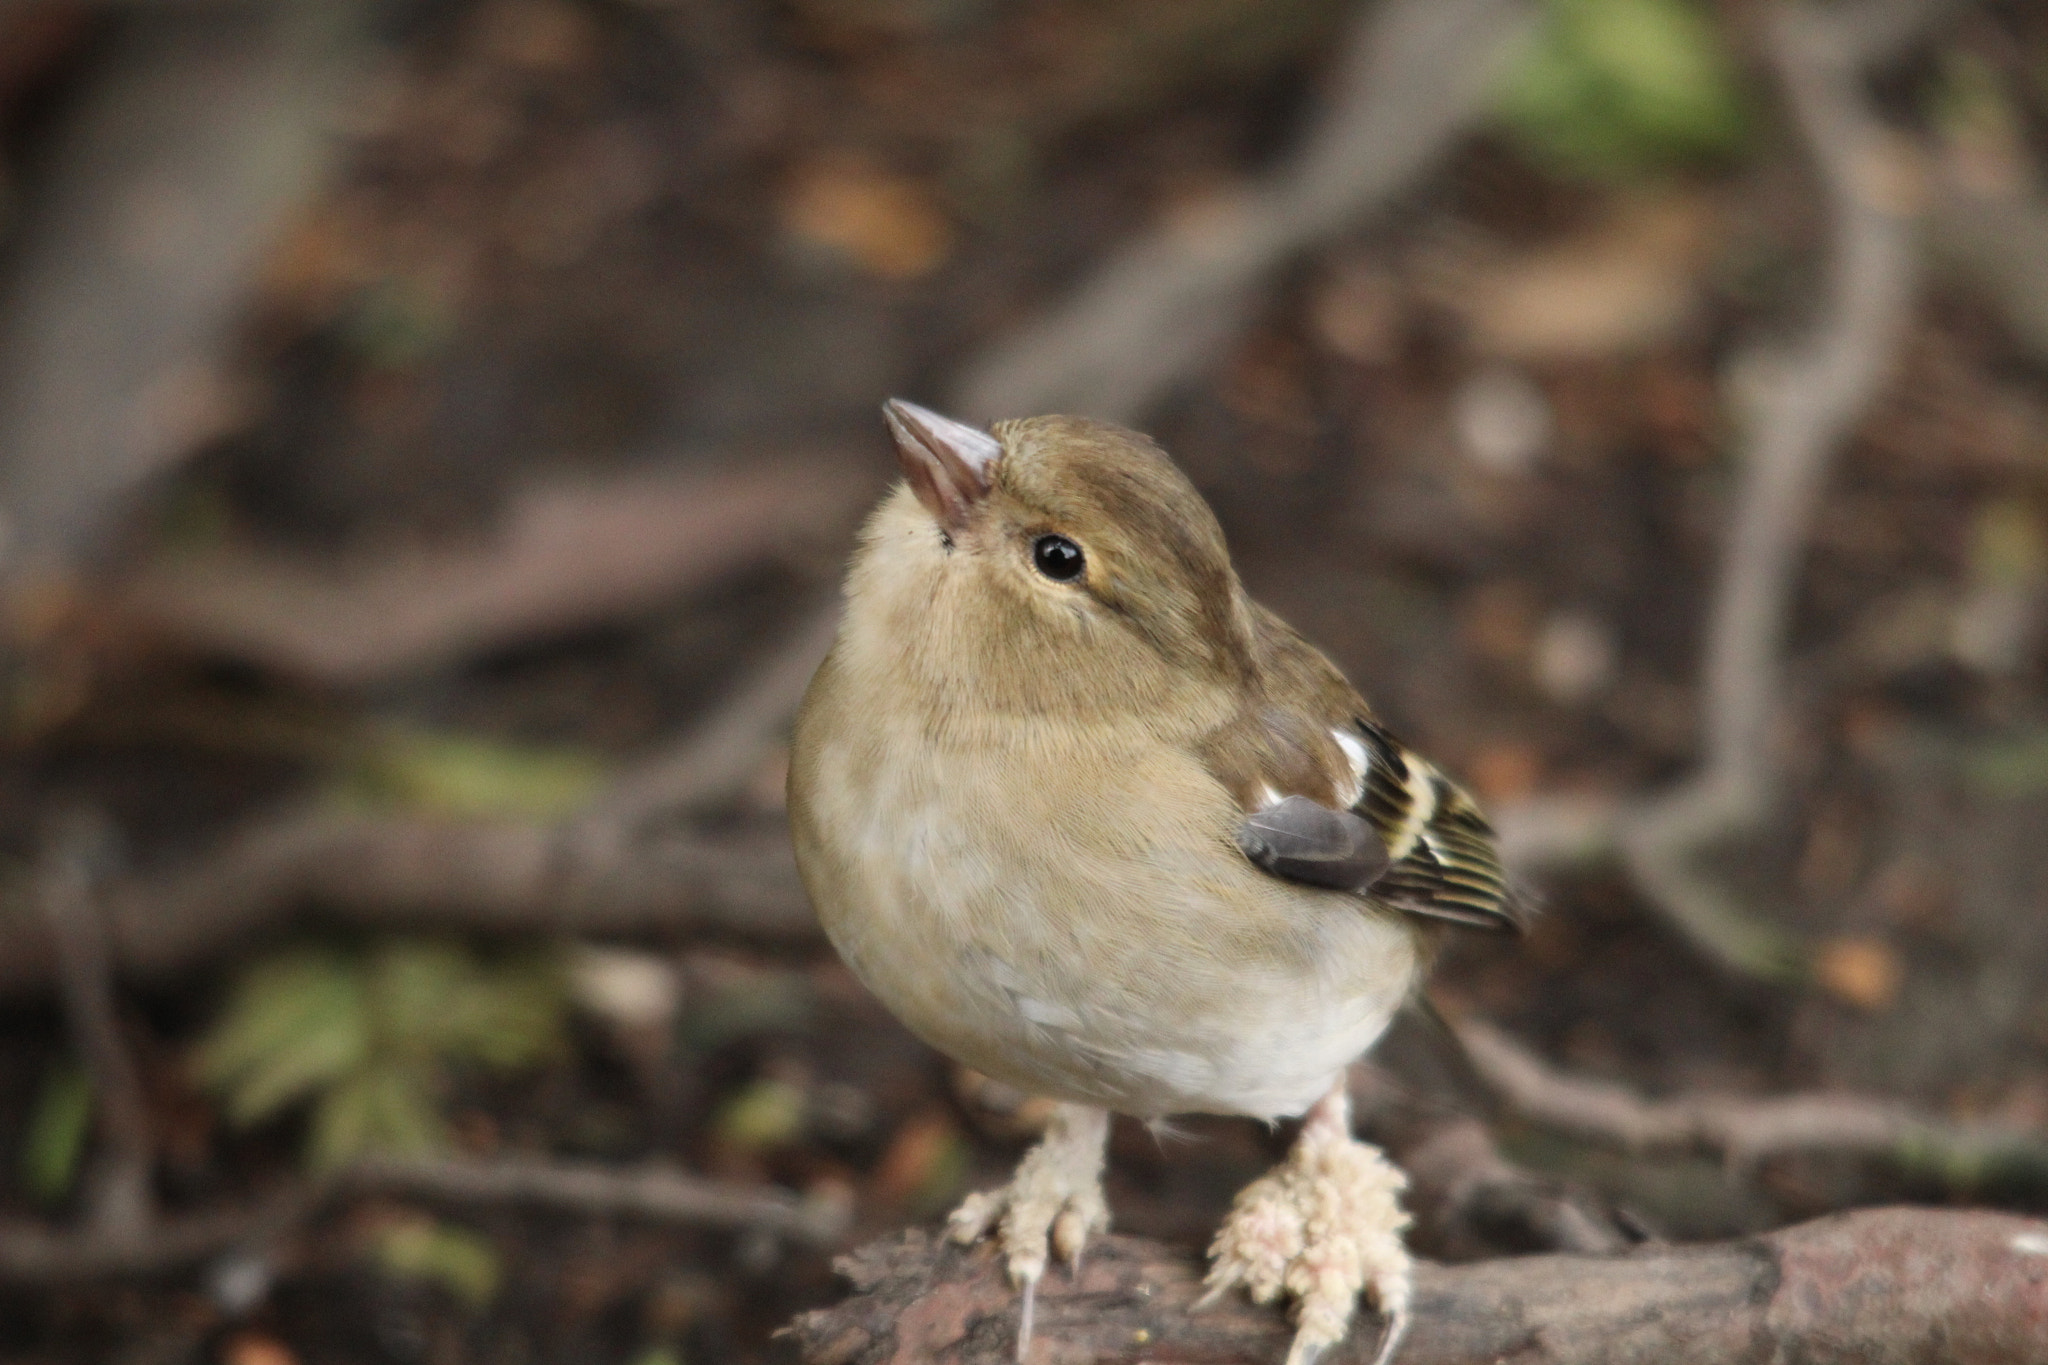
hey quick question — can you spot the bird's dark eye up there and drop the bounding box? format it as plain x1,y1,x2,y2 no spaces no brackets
1032,534,1085,582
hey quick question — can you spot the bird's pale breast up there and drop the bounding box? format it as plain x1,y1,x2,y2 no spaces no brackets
789,659,1418,1121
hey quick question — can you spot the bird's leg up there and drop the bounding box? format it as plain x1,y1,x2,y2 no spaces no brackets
1198,1078,1412,1365
947,1101,1110,1361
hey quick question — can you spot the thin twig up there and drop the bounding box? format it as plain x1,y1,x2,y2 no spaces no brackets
0,1190,311,1284
122,459,865,688
36,812,156,1242
1501,0,1944,974
0,1153,848,1283
592,594,841,826
0,809,815,998
1454,1017,2048,1177
342,1154,850,1247
1350,1064,1634,1259
1490,793,1622,873
0,591,853,998
953,0,1535,424
1618,0,1928,974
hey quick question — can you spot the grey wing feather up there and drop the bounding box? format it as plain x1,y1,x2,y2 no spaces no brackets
1235,795,1390,892
1233,720,1526,933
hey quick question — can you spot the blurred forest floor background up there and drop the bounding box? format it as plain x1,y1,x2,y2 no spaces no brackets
0,0,2046,1361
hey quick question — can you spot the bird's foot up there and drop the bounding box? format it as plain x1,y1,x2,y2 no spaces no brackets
1198,1083,1411,1365
947,1102,1110,1361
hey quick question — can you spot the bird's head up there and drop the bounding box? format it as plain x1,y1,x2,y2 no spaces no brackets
841,399,1254,723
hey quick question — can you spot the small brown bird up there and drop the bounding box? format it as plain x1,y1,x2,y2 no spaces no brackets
789,401,1518,1365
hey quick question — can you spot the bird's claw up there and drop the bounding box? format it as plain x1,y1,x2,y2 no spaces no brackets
1203,1091,1412,1365
946,1104,1110,1361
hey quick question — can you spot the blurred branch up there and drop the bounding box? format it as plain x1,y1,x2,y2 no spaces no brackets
343,1154,849,1248
0,0,374,592
1490,792,1620,872
1454,1017,2048,1177
121,458,867,688
0,807,816,997
787,1208,2048,1365
1500,0,1948,976
0,584,849,997
592,593,841,827
0,1153,846,1283
1350,1064,1634,1259
954,0,1536,424
35,813,156,1242
0,1189,310,1284
1610,0,1932,974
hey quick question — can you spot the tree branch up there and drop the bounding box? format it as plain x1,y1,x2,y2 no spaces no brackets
0,586,849,998
1349,1062,1634,1259
1454,1018,2048,1180
786,1208,2048,1365
0,808,815,998
0,1153,848,1284
589,594,840,827
1496,0,1949,976
121,460,864,688
1609,0,1928,975
343,1153,849,1248
35,813,157,1242
0,1191,312,1285
953,0,1534,425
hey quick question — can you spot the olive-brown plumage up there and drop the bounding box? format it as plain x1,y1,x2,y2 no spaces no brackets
788,401,1515,1365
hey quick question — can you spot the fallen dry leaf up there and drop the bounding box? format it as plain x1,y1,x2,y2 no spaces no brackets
222,1333,299,1365
783,158,954,281
1814,936,1905,1013
1425,190,1719,359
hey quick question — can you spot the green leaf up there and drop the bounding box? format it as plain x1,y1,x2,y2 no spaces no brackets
1495,0,1751,180
365,940,477,1059
713,1078,808,1152
1968,500,2047,589
1927,50,2023,156
366,940,565,1068
19,1061,92,1203
196,950,367,1124
308,1064,445,1172
444,952,567,1069
341,278,456,369
343,727,609,820
375,1217,502,1308
1964,727,2048,798
902,1122,971,1219
197,938,566,1173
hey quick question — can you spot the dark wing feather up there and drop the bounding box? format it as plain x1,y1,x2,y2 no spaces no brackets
1348,718,1523,932
1236,795,1390,891
1216,601,1524,932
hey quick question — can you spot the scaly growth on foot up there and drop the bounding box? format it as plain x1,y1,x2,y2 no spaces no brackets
1201,1084,1412,1365
947,1102,1111,1359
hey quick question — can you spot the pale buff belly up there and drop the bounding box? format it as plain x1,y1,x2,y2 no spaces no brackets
791,719,1419,1120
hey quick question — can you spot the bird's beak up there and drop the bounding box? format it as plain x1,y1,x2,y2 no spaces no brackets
883,398,1001,532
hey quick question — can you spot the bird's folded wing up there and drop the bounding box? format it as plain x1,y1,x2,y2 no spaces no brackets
1233,717,1522,933
1236,795,1390,891
1344,717,1520,930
